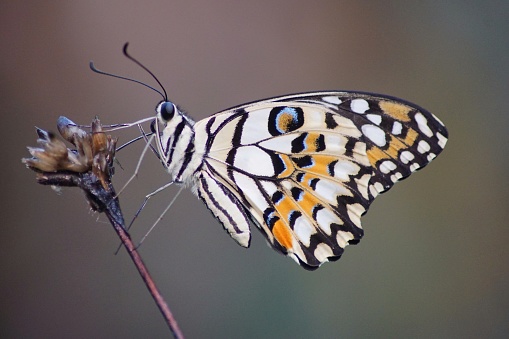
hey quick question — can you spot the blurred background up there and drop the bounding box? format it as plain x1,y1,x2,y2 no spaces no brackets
2,1,508,338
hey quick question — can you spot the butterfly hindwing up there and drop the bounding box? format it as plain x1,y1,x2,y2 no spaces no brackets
196,165,252,248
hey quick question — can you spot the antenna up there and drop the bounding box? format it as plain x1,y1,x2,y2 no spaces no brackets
89,42,168,101
122,43,168,101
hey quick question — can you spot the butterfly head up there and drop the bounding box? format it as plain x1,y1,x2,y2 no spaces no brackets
156,101,176,123
153,100,178,134
151,101,175,136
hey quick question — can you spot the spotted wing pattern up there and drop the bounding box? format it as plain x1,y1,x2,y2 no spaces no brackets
189,91,448,270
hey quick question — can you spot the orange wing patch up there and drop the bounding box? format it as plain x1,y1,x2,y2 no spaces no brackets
294,190,322,217
293,154,336,177
379,101,411,122
304,133,324,152
272,219,293,250
366,147,390,167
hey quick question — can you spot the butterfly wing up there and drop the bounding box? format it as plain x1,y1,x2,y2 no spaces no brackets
193,91,448,270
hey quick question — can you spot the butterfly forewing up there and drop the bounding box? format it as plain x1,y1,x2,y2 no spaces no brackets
162,91,448,270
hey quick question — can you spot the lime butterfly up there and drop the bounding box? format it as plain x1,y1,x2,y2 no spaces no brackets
151,90,448,270
91,45,448,270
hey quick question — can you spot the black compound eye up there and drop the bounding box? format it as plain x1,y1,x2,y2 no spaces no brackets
159,101,175,121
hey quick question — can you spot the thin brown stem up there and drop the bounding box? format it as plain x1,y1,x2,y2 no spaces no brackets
104,209,184,339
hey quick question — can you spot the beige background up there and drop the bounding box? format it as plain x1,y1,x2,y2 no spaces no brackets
2,1,508,338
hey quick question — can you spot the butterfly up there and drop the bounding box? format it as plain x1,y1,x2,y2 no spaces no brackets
149,90,448,270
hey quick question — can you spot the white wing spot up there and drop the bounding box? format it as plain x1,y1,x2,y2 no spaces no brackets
362,124,386,147
293,215,315,247
322,96,342,105
437,132,447,149
315,208,340,235
415,113,433,137
374,182,384,192
314,178,352,200
369,185,378,198
314,243,334,262
427,153,437,161
410,163,421,171
392,121,403,135
390,172,403,182
400,150,415,164
333,160,361,181
417,140,430,154
346,203,363,228
354,173,371,200
234,146,275,176
336,231,353,248
380,160,397,174
367,114,382,125
370,182,385,197
350,99,369,114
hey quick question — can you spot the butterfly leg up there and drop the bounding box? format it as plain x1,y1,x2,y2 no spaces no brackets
128,180,175,230
115,133,156,198
113,180,175,254
136,185,184,248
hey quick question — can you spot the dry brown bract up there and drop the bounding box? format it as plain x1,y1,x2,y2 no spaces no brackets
22,116,122,219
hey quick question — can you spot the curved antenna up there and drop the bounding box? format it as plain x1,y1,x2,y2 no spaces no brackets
90,61,166,100
122,42,168,101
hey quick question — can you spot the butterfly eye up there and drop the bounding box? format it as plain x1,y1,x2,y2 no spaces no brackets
159,101,175,121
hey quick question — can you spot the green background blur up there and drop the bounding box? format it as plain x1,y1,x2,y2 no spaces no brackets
2,1,508,338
